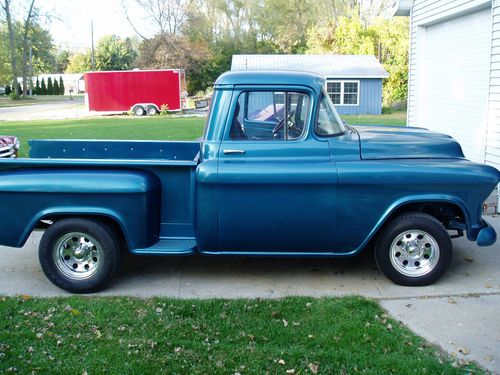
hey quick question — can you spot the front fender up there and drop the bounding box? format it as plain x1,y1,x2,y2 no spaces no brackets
1,168,161,248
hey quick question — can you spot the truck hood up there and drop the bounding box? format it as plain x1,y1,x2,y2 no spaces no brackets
352,125,465,160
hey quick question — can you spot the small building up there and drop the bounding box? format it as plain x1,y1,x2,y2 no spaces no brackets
231,54,389,115
393,0,499,170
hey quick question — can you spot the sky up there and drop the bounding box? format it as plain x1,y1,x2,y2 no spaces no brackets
37,0,150,51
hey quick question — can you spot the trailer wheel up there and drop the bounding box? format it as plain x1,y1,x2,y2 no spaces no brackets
39,218,122,293
146,105,158,116
132,105,145,116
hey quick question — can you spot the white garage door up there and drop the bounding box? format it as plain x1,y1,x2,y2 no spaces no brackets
419,7,491,163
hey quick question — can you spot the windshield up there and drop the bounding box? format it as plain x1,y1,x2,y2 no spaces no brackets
315,91,346,136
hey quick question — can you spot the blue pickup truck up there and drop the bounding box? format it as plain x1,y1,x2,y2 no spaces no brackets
1,71,499,293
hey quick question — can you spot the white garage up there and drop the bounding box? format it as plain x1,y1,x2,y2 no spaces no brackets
395,0,500,169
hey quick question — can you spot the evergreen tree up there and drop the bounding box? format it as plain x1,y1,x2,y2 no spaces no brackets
53,79,59,95
35,78,40,95
40,78,47,95
59,76,65,95
16,83,22,96
47,77,53,95
4,85,11,95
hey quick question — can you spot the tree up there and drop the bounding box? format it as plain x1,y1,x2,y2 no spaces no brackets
46,76,52,95
39,76,45,94
1,0,19,94
20,0,36,96
65,52,92,73
54,50,70,72
4,84,11,95
53,78,59,95
58,75,64,95
94,35,137,71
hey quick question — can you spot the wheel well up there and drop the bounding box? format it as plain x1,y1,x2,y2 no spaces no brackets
385,202,466,229
36,215,129,251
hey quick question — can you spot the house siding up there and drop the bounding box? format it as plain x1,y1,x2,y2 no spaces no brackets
486,0,500,168
407,0,500,169
330,78,383,115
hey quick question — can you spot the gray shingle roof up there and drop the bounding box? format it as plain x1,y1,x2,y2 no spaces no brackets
231,54,389,78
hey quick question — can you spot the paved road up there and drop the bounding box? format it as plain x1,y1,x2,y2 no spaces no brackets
0,97,99,121
0,216,499,371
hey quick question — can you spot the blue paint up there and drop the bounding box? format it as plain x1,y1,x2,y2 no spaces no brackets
0,70,498,261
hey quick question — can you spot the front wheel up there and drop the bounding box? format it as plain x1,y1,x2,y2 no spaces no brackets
374,213,452,286
39,218,122,293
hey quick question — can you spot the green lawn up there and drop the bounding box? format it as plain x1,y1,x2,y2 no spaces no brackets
342,109,407,126
0,296,476,374
0,95,84,108
0,117,205,158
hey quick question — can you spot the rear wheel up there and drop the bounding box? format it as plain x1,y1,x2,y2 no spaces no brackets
132,105,145,116
39,218,122,293
146,105,158,116
374,213,452,286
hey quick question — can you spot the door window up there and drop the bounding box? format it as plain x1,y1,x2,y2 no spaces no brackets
229,91,309,141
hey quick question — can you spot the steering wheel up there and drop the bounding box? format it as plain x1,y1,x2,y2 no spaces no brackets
272,109,296,136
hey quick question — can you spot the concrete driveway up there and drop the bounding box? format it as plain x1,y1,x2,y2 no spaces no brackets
0,216,499,372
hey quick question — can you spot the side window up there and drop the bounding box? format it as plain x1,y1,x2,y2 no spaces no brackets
229,91,309,141
316,93,346,136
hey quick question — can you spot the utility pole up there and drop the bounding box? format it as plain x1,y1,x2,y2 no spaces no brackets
91,20,95,70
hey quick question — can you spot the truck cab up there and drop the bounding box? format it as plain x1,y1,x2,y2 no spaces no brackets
0,70,498,293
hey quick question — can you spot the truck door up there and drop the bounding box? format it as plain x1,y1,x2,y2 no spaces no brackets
215,88,338,253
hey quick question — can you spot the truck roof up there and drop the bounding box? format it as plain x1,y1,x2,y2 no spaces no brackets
215,70,326,92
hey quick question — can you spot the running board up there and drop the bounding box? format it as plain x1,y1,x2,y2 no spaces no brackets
131,238,196,256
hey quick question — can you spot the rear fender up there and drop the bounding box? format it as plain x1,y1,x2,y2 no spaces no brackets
0,169,161,249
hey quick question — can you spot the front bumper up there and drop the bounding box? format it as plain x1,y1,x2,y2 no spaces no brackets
0,144,16,158
476,220,497,246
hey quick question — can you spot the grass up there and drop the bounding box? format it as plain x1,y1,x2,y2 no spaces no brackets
0,296,478,374
342,109,407,126
0,117,205,158
0,95,84,108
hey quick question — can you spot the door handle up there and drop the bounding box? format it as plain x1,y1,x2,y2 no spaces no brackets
223,149,246,155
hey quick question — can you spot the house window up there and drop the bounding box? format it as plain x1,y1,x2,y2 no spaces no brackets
325,80,359,106
326,82,341,104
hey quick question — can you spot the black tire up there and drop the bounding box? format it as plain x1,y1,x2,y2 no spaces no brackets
146,105,158,116
132,105,145,116
374,212,452,286
39,218,122,293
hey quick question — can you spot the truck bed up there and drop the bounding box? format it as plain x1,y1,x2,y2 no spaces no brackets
0,139,202,251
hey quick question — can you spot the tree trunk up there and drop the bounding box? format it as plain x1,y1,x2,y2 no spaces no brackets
21,0,36,96
2,0,18,94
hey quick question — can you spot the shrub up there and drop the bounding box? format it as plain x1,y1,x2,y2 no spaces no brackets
4,85,11,95
9,92,20,100
160,104,169,116
47,77,53,95
53,79,60,95
59,76,65,95
40,78,47,95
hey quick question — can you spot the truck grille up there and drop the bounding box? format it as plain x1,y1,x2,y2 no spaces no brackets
0,144,16,158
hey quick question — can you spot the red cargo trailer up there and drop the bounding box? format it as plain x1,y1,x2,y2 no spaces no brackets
84,69,187,115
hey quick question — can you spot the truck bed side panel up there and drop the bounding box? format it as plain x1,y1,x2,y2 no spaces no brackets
0,169,161,248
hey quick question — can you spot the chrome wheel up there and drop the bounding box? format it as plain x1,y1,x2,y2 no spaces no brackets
389,230,440,277
53,232,103,280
